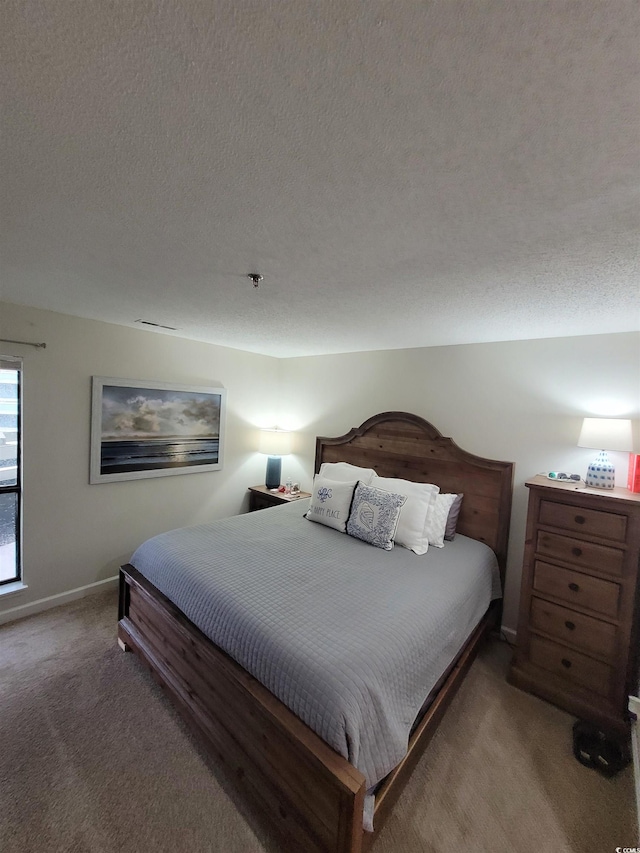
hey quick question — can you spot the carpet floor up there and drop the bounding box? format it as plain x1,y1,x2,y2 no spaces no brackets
0,589,635,852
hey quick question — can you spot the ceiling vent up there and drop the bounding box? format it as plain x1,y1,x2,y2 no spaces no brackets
135,319,179,331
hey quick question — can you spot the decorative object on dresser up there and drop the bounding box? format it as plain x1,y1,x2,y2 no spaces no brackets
629,453,640,494
508,475,640,747
248,483,311,511
577,417,634,489
258,428,292,490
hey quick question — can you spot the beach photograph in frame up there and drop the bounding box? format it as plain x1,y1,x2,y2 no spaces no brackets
90,377,226,483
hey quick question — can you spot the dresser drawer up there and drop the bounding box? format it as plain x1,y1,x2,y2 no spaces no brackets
249,492,277,511
533,560,620,619
536,530,624,576
539,500,627,542
529,635,613,698
529,597,617,661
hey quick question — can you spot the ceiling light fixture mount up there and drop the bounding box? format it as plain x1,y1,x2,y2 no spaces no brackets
247,273,263,288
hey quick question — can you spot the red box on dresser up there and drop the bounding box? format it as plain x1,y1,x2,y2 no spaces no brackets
628,454,640,493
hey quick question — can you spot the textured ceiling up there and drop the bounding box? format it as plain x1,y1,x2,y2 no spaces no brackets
2,1,639,357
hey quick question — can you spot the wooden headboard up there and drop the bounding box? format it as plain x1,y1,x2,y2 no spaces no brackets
315,411,514,583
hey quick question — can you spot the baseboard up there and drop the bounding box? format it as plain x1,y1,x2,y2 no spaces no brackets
500,625,517,645
0,576,119,626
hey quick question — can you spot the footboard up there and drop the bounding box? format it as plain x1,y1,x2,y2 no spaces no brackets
118,565,366,853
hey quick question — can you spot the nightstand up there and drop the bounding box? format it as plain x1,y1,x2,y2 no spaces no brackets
508,475,640,736
248,485,312,512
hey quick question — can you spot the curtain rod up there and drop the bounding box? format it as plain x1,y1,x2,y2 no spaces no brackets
0,338,47,349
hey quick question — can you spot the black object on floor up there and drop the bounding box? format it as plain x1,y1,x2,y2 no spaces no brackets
572,720,631,777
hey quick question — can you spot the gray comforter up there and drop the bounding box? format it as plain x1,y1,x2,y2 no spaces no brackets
130,498,500,828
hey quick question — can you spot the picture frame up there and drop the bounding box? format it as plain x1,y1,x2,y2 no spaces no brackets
90,377,226,484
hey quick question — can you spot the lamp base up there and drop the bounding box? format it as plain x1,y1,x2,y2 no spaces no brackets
585,450,615,490
265,456,282,490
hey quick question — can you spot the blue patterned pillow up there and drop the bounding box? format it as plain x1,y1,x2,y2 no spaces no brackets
346,482,407,550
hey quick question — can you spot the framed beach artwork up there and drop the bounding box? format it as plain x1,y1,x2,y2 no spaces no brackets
90,377,226,484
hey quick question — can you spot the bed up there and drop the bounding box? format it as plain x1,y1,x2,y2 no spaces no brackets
118,411,513,852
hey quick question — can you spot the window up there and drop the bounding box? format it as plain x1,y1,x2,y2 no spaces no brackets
0,359,21,585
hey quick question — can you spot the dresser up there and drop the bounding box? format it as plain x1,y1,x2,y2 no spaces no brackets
508,475,640,736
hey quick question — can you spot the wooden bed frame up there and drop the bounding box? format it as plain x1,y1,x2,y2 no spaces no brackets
118,412,513,852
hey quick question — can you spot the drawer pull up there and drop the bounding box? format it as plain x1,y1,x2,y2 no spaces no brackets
564,620,576,631
568,582,580,592
561,658,572,669
571,547,583,557
574,515,586,525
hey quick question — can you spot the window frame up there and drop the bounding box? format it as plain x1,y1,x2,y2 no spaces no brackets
0,357,22,587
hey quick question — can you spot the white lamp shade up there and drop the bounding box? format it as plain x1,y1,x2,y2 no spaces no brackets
258,429,292,456
577,418,633,452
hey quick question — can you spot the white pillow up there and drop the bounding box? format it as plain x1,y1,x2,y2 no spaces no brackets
370,475,439,555
346,482,407,550
424,493,459,548
306,475,357,533
319,461,377,485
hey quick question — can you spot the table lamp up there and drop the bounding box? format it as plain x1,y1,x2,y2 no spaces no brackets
259,429,292,490
577,417,633,489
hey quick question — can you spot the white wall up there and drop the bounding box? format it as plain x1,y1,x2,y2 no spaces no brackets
278,332,640,635
0,302,279,620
